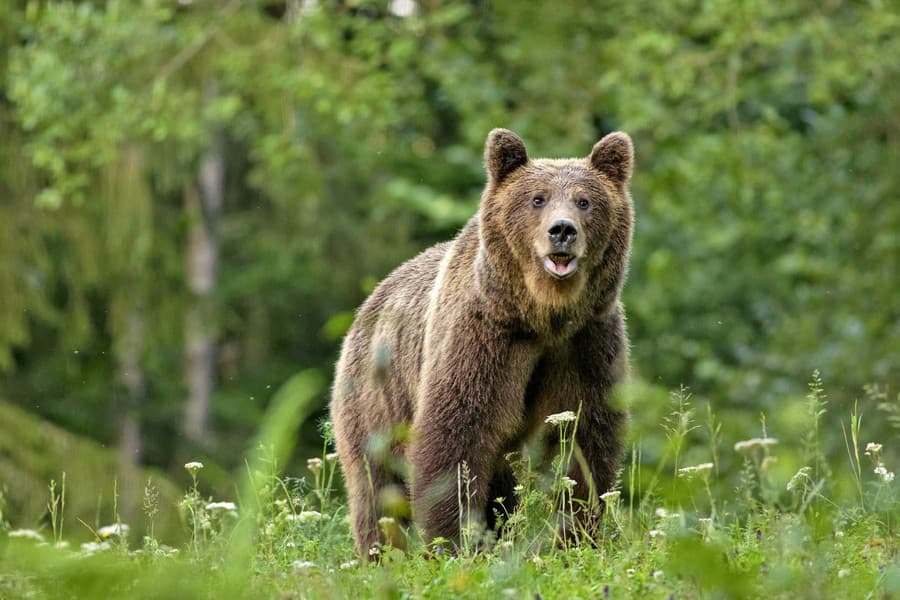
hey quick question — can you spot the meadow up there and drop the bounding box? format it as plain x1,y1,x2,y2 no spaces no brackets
2,374,898,599
1,2,898,598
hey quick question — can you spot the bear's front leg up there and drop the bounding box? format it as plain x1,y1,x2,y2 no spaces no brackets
569,402,626,513
409,319,535,548
564,312,629,538
532,310,628,541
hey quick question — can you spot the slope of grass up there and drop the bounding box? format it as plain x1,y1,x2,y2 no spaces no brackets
0,401,183,543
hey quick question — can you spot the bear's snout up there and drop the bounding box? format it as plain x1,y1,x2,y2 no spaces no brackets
547,219,578,249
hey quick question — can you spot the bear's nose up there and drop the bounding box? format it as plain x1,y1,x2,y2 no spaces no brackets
548,219,578,247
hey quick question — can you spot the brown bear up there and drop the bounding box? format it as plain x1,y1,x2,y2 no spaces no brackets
330,128,634,557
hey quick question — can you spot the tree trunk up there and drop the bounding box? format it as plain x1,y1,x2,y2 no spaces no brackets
116,303,145,523
117,305,145,466
111,144,150,470
181,86,225,448
118,307,145,465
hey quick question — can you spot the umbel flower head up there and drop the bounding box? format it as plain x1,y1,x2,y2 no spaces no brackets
307,457,324,474
874,466,895,482
9,529,44,542
97,523,129,539
733,438,778,453
288,510,324,524
545,411,577,426
600,490,621,503
558,476,577,492
786,466,812,491
677,463,714,478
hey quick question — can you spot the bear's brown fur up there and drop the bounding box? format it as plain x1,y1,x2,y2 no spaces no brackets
331,128,634,556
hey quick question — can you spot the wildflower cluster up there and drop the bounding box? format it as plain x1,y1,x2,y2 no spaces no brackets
287,510,324,524
865,442,895,482
677,462,714,478
733,437,779,453
787,466,812,491
600,490,621,504
544,411,577,426
9,529,44,542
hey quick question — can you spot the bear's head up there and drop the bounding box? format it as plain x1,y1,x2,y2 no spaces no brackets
479,128,634,311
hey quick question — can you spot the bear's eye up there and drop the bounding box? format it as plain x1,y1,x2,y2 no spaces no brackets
576,197,590,209
532,195,546,208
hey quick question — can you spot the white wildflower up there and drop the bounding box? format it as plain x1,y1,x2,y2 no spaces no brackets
558,476,577,491
513,484,525,494
874,466,895,482
838,568,850,578
626,568,636,577
649,529,666,538
600,490,621,503
733,438,779,453
9,529,44,542
205,501,237,512
290,510,323,523
339,560,358,570
292,560,316,571
80,541,112,555
677,462,714,478
184,461,204,472
786,466,812,491
325,452,340,463
161,546,179,556
655,507,668,518
698,517,713,527
544,411,577,425
652,570,664,580
307,457,323,474
865,443,882,456
835,530,845,538
388,0,417,19
378,516,396,526
97,523,130,539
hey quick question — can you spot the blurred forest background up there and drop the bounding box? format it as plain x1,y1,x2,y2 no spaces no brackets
0,0,897,538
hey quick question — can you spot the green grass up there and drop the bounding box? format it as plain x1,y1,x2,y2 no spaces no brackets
1,377,899,599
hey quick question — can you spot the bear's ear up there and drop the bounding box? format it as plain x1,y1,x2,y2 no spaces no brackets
485,128,528,184
589,132,634,185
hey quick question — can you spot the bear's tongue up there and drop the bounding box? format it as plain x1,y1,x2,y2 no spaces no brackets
544,255,577,277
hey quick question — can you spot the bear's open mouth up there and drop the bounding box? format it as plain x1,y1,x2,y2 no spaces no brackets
543,253,578,279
